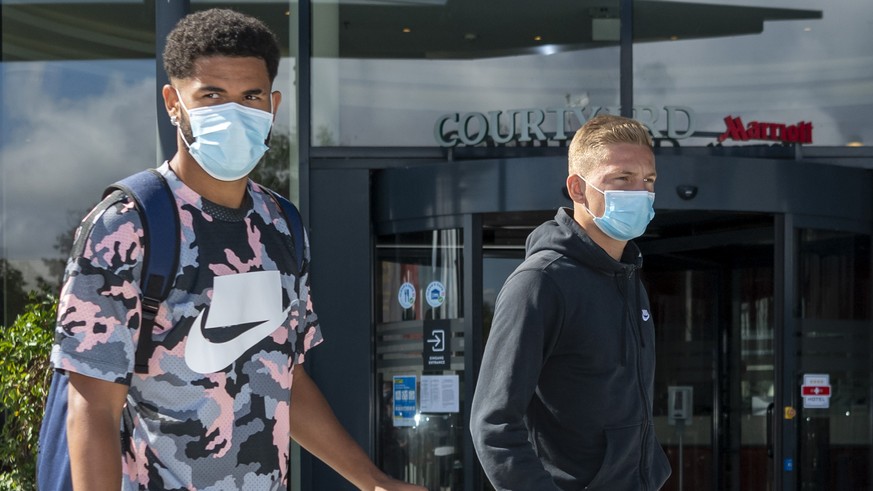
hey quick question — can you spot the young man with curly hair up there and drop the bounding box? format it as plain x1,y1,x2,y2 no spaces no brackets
51,9,424,491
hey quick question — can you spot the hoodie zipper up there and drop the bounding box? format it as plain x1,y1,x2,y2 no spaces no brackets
615,273,630,367
621,268,652,491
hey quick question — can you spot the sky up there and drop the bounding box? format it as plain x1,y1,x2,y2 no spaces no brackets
1,0,871,284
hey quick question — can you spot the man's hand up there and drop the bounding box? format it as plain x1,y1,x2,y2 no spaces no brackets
289,364,426,491
373,475,427,491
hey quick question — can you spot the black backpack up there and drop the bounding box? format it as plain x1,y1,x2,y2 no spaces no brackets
36,169,305,490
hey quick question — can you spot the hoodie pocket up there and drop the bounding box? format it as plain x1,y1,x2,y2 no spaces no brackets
583,424,640,490
645,425,672,489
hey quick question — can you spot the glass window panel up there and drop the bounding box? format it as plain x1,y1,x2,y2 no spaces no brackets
1,1,156,326
646,266,718,490
377,229,464,323
634,0,873,147
1,3,303,327
312,0,620,147
375,228,465,489
798,230,872,490
640,216,775,491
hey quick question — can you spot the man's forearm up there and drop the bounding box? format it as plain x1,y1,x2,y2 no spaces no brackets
289,364,388,490
67,372,127,490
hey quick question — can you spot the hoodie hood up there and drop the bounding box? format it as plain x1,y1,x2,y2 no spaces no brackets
526,208,643,275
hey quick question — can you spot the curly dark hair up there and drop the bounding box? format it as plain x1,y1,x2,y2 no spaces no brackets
163,8,280,82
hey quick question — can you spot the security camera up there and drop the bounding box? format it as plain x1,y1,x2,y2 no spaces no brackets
676,185,697,200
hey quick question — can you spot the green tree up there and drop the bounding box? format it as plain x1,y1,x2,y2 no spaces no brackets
0,259,30,328
250,131,296,197
0,291,56,491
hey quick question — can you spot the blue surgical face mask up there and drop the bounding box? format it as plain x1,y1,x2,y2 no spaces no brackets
175,90,274,181
579,175,655,241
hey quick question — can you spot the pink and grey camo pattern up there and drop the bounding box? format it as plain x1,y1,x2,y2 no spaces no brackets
51,163,323,490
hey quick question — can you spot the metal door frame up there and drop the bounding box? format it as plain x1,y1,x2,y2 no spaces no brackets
776,213,873,491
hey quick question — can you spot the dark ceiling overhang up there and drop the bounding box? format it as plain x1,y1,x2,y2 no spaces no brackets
1,1,821,62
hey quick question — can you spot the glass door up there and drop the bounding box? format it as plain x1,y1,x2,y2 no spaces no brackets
641,256,721,490
641,244,775,490
375,228,466,491
639,212,776,491
796,228,872,491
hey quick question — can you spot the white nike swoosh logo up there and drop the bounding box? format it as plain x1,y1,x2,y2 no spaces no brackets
185,304,292,373
183,270,292,374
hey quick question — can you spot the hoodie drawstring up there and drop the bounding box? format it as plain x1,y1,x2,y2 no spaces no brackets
617,268,645,367
636,272,645,348
616,274,628,367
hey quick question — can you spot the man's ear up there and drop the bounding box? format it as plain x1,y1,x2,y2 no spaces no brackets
162,84,179,120
565,174,587,205
270,91,282,120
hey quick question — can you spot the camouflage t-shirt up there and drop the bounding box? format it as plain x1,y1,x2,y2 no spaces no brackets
51,163,323,490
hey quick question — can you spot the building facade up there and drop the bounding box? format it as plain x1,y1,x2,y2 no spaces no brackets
2,1,872,490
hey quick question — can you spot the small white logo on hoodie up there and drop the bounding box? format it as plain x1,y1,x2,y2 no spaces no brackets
642,309,651,321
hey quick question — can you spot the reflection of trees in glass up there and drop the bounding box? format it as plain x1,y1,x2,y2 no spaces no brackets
31,206,91,302
35,130,296,298
250,130,296,198
41,209,83,295
16,132,297,322
315,125,335,146
0,259,29,327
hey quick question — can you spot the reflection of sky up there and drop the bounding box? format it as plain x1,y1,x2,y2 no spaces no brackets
634,0,873,146
1,60,156,265
2,0,871,269
0,57,295,270
315,47,621,146
310,0,872,147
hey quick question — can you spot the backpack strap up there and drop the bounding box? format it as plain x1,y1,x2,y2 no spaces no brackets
262,189,305,273
36,371,72,491
38,169,179,489
104,169,180,374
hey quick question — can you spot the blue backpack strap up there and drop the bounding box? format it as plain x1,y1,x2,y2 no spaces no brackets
263,189,305,273
36,371,72,491
105,169,180,374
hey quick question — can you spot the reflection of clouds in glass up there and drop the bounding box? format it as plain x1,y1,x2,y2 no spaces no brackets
315,48,621,146
0,56,300,263
309,0,871,147
1,61,155,260
634,0,873,145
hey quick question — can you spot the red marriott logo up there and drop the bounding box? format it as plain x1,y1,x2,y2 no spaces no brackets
718,116,813,144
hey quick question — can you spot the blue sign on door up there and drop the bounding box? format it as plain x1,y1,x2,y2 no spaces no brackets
393,375,417,427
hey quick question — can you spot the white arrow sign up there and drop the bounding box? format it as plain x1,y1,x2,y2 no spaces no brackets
427,329,445,352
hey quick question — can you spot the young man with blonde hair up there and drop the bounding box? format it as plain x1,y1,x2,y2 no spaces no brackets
471,114,672,490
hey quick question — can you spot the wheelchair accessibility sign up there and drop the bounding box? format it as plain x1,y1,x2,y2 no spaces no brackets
425,281,446,308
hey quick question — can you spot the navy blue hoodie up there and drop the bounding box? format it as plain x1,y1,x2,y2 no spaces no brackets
470,208,671,490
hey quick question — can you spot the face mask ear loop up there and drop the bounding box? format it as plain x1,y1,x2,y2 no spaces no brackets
263,91,277,145
578,174,605,219
174,88,195,151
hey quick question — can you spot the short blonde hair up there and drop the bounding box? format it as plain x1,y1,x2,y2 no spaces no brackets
568,114,653,176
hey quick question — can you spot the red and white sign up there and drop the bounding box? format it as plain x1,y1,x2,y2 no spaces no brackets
801,385,831,397
801,374,831,409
